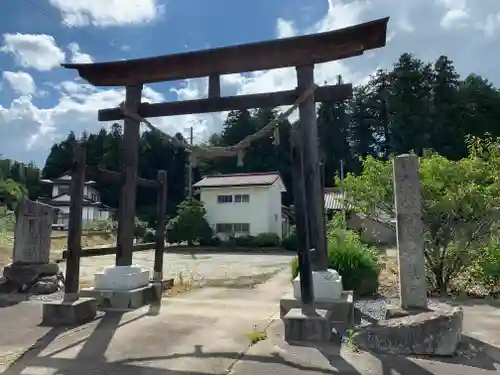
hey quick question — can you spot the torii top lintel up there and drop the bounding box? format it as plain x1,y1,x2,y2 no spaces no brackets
62,17,389,87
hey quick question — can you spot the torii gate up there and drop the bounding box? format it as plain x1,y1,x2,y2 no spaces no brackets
62,17,389,314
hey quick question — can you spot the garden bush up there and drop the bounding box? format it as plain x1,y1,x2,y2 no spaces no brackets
199,236,222,247
234,235,256,247
281,228,297,251
471,236,500,296
291,226,380,296
254,232,281,247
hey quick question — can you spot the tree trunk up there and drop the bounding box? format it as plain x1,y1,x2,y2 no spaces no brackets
435,272,448,296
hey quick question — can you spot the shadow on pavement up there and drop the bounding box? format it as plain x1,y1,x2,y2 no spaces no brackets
3,302,173,375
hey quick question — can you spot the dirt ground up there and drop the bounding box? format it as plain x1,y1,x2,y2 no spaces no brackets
378,255,399,297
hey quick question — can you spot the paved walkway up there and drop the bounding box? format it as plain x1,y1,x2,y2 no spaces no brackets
231,301,500,375
2,267,500,374
0,270,291,374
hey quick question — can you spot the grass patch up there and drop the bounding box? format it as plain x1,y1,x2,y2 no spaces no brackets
164,272,199,296
245,325,268,345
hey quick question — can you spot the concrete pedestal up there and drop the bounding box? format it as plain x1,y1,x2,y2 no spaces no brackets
80,284,155,311
94,265,150,290
284,308,331,343
281,290,354,342
42,297,97,326
292,269,343,300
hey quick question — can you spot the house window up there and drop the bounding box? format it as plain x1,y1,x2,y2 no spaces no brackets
215,223,250,233
234,194,250,203
216,223,233,233
217,195,233,203
234,223,250,233
58,185,69,195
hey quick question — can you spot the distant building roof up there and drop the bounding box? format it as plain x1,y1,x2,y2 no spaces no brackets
324,190,353,211
40,172,96,185
193,172,282,188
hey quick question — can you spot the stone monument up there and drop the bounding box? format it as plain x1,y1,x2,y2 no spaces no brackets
352,154,463,356
392,154,427,310
1,200,64,294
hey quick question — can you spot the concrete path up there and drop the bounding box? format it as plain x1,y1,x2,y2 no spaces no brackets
3,261,500,374
230,301,500,375
0,269,292,375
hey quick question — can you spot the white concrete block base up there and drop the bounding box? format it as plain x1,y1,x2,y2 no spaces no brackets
94,265,150,291
292,269,343,301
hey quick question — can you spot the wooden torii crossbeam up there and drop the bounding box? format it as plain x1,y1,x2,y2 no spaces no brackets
62,17,389,313
119,84,319,166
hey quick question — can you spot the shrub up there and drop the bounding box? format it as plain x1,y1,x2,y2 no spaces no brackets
221,235,237,247
84,218,118,232
254,232,280,247
199,236,222,247
291,227,380,296
471,237,500,295
169,197,213,245
234,235,256,247
281,228,298,251
143,228,157,243
134,217,149,239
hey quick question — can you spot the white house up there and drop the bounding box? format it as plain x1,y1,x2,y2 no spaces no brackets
40,173,115,227
193,172,289,239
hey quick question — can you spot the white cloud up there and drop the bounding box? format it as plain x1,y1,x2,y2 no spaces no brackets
67,42,94,63
397,17,415,33
437,0,470,29
276,18,296,38
484,10,500,38
48,0,164,27
2,71,36,96
2,0,500,166
1,33,65,71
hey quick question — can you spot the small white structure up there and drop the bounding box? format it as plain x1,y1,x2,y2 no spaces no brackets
40,173,115,227
193,172,289,239
94,265,150,290
292,269,343,301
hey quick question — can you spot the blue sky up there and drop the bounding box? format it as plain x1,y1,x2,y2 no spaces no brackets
1,0,499,167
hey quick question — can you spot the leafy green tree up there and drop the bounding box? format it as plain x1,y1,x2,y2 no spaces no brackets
0,178,27,209
169,197,212,245
338,136,500,295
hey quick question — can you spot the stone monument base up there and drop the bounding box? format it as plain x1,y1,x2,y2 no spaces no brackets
292,269,343,300
284,308,331,343
385,304,431,319
280,290,354,342
80,280,171,311
42,297,97,326
352,306,463,356
1,262,64,294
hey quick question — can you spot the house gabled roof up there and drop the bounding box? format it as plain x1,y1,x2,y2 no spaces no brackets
193,172,282,188
40,171,96,185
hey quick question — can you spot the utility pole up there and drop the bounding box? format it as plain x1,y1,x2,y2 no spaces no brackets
188,126,194,197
